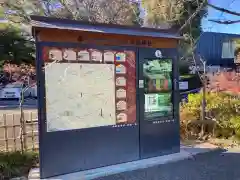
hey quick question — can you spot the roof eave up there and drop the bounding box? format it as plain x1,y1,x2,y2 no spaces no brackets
30,16,183,40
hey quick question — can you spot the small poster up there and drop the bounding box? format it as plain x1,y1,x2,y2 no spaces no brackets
116,52,126,62
116,89,126,99
179,81,188,90
63,49,77,61
49,49,62,61
78,50,90,61
117,101,127,110
116,77,126,86
91,50,102,62
144,93,172,114
116,64,126,74
104,51,115,62
145,94,158,112
117,113,127,123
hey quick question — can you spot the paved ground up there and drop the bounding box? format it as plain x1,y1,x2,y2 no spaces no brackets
95,150,240,180
0,99,37,110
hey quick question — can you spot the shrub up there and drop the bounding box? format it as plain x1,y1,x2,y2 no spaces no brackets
180,92,240,140
0,151,38,179
230,116,240,140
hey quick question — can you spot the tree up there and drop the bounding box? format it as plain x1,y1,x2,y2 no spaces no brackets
141,0,182,28
0,27,35,66
175,0,207,40
141,0,207,39
131,1,143,26
2,0,142,26
141,0,208,59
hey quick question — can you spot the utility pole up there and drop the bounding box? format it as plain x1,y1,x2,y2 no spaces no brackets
234,50,240,92
200,61,207,138
202,61,206,122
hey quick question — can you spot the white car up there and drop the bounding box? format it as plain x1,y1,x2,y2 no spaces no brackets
0,83,24,100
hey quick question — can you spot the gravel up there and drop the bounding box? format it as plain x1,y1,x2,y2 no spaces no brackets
95,150,240,180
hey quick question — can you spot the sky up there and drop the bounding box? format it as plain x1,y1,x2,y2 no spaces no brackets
202,0,240,34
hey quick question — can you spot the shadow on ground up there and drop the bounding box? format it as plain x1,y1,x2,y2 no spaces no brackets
95,149,240,180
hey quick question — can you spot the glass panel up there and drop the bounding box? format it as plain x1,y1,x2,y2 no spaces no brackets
222,40,235,59
43,47,137,132
143,59,173,120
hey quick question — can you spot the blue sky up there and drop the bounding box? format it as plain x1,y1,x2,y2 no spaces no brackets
202,0,240,34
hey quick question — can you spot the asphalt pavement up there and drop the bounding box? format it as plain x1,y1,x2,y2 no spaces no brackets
95,150,240,180
0,98,37,110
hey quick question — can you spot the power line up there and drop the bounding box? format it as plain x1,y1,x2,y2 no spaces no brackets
206,0,236,32
194,0,236,48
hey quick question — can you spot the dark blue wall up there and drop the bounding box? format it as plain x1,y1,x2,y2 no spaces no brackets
195,32,240,67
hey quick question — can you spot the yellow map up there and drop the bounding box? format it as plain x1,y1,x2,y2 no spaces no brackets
45,63,116,132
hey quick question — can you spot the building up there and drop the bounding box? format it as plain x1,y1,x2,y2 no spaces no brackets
196,32,240,67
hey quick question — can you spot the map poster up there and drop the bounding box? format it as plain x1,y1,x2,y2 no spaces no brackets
45,63,116,132
42,47,137,130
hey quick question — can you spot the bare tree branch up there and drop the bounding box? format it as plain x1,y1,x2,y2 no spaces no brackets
108,1,129,24
59,0,75,19
3,0,140,25
178,0,207,33
42,0,53,17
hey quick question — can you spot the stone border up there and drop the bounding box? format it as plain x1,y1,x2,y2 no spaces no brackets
28,143,221,180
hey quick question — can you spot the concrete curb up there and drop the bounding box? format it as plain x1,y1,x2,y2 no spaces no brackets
29,143,222,180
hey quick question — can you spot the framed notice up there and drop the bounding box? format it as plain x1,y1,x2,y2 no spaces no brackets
49,49,62,61
78,50,90,61
104,51,115,62
179,81,188,90
91,50,102,62
116,64,126,74
116,52,126,62
63,49,77,61
116,77,126,86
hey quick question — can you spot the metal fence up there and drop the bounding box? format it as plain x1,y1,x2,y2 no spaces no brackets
0,111,38,152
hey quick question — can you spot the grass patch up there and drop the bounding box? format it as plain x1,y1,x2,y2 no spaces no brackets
0,151,38,179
